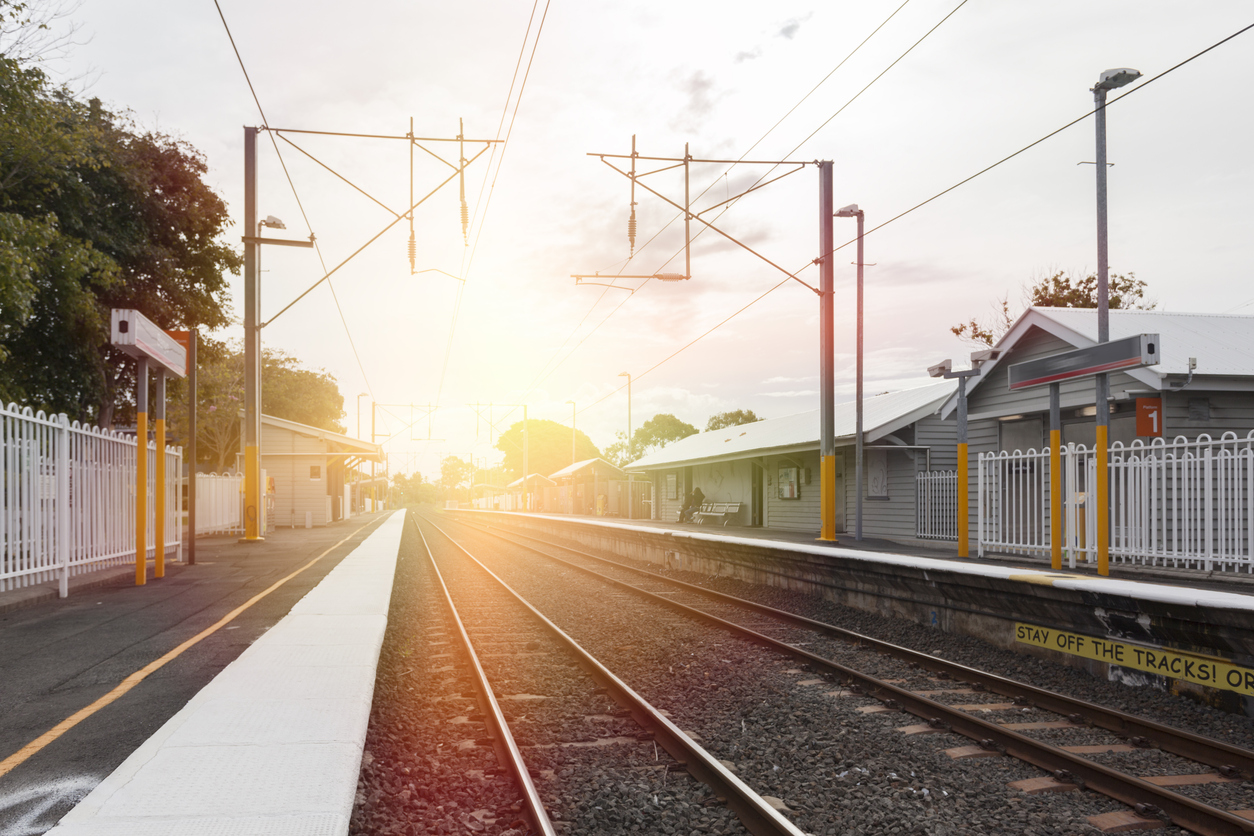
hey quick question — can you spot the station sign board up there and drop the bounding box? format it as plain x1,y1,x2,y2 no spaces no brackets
1008,333,1159,391
110,309,187,378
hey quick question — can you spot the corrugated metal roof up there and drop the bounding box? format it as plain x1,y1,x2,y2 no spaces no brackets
548,457,625,479
1030,308,1254,376
627,382,954,470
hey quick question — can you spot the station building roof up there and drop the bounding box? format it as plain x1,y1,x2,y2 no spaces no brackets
626,382,954,471
261,413,385,462
506,473,557,488
548,457,626,480
941,308,1254,418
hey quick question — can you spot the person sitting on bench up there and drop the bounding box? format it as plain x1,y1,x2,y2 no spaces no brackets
679,487,704,523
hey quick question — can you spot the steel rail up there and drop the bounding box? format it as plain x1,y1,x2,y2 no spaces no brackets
471,519,1254,778
411,518,557,836
419,515,807,836
455,517,1254,836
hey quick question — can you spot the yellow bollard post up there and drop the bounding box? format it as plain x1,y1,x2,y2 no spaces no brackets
154,371,166,579
1096,423,1109,576
135,358,148,586
819,455,836,541
957,442,969,558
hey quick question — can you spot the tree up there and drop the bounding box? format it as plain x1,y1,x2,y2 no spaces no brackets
165,339,346,471
951,270,1153,347
392,471,440,506
706,409,760,432
440,456,473,500
495,419,602,478
636,413,698,454
0,49,240,422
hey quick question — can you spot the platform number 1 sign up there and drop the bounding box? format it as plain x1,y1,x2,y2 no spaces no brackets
1136,397,1163,438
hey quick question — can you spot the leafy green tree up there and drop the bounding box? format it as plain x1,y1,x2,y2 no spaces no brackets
393,471,440,506
0,49,240,421
951,271,1152,347
165,340,345,471
440,456,473,500
634,413,698,454
495,419,602,478
706,409,760,432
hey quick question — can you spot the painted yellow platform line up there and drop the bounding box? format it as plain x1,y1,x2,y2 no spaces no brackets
0,520,376,780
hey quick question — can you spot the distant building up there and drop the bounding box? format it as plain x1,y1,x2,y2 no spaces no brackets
259,414,385,527
626,383,955,538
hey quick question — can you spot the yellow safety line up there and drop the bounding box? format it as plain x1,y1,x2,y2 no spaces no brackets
0,521,375,779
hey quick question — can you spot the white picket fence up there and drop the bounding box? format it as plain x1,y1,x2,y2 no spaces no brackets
195,472,244,535
978,432,1254,572
916,470,959,541
1,403,182,595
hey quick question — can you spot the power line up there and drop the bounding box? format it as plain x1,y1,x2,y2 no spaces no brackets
579,20,1254,418
432,0,554,416
212,0,379,401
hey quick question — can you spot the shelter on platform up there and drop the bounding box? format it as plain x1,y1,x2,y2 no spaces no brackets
504,473,556,511
626,383,955,537
546,458,626,515
258,414,384,527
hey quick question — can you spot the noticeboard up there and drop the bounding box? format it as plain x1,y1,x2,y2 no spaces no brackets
110,309,187,378
1008,333,1159,391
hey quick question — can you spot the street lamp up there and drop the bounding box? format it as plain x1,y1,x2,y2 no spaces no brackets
835,203,865,541
1091,66,1139,576
618,372,632,452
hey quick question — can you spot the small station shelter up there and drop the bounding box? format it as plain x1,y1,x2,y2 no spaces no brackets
626,383,955,536
259,414,384,527
547,457,626,515
503,473,556,511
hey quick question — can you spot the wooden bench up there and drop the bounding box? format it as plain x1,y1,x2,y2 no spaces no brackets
692,502,742,526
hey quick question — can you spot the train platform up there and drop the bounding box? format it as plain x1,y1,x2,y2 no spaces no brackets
0,510,403,835
456,509,1254,715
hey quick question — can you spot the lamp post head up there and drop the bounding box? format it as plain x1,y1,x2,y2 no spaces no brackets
835,203,862,218
618,371,630,379
1094,68,1141,91
260,215,286,230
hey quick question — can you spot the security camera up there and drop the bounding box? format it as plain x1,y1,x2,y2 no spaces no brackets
928,359,952,378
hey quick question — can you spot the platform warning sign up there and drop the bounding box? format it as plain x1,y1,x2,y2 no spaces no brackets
1015,623,1254,697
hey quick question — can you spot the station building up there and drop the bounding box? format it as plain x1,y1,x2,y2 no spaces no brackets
259,414,385,527
626,382,955,538
944,308,1254,556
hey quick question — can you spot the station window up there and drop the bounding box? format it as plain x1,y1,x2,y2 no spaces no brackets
310,465,321,480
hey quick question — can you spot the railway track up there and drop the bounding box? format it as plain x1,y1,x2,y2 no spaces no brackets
439,513,1254,836
361,513,805,836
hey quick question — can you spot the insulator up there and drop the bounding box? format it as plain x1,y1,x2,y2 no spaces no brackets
407,231,416,271
460,201,469,241
628,212,637,254
653,272,688,282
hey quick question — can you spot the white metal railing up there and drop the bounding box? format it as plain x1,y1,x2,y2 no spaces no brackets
916,470,958,541
2,403,182,595
978,432,1254,572
195,472,244,534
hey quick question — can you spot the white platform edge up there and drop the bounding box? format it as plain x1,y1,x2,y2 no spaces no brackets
47,510,406,836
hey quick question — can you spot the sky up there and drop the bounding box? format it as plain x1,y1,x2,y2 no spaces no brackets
45,0,1254,479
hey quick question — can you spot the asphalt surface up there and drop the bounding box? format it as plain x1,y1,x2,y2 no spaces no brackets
0,513,393,836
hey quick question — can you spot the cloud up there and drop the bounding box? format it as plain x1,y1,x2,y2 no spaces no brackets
734,47,762,64
671,71,724,132
763,375,814,384
777,14,812,40
761,389,818,397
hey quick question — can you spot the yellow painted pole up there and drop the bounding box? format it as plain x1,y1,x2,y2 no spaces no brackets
819,455,836,541
1096,423,1109,575
1050,429,1062,570
956,442,969,558
154,371,166,579
135,357,148,586
244,445,261,538
136,410,147,586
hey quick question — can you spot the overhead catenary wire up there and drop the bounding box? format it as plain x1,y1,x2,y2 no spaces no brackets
493,0,949,424
212,0,380,402
577,20,1254,418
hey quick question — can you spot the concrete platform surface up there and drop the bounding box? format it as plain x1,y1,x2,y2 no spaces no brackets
0,511,399,836
44,511,405,835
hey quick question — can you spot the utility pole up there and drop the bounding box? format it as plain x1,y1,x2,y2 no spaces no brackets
242,127,261,541
818,163,836,542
